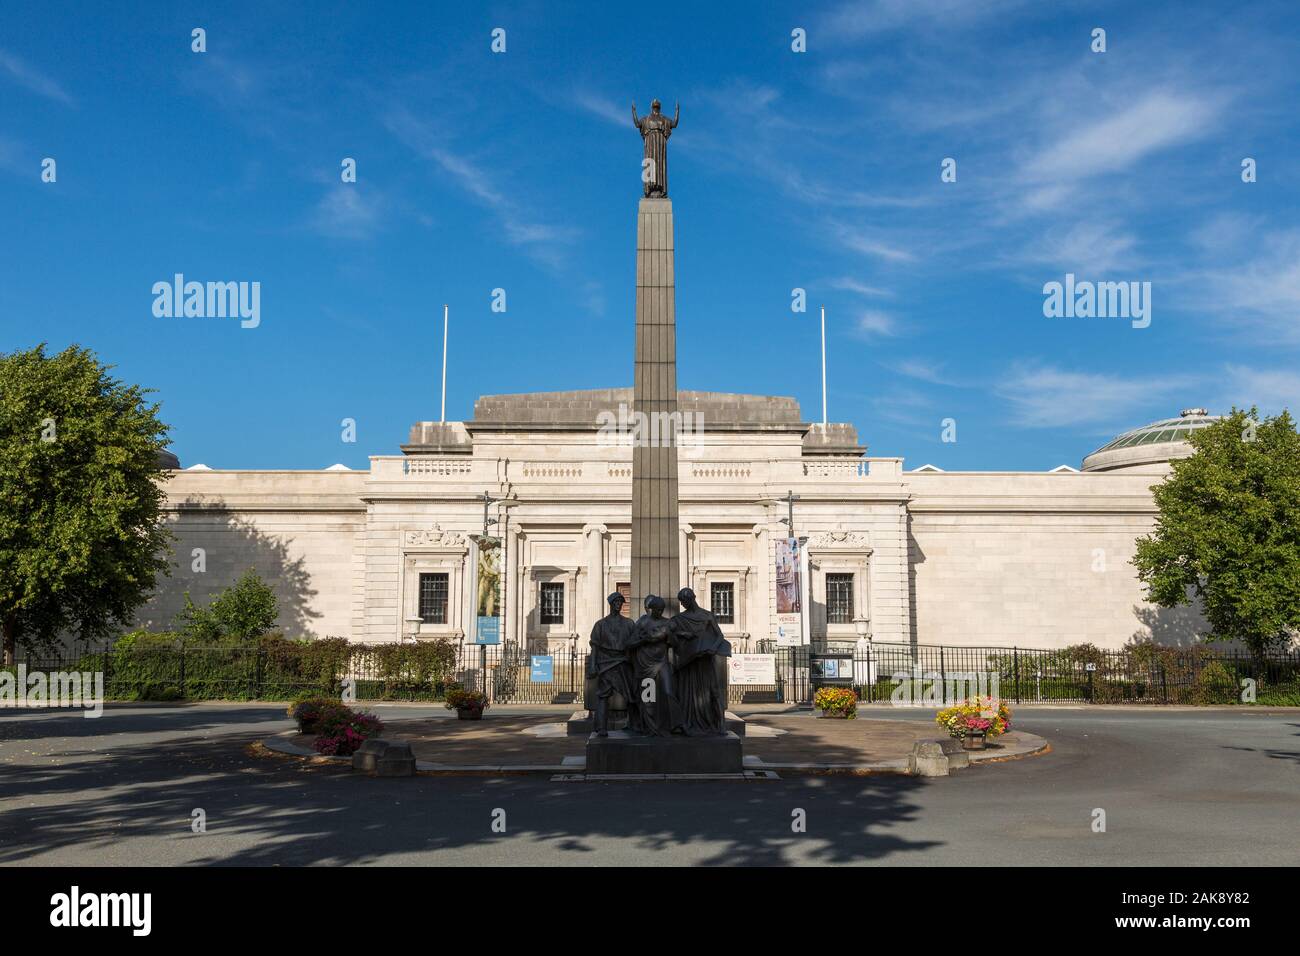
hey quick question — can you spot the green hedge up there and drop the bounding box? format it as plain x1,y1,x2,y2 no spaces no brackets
31,633,461,702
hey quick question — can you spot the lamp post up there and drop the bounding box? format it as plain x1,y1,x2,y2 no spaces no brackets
475,491,518,696
854,617,872,699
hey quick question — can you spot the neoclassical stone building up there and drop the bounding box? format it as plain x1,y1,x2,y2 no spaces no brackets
139,393,1211,652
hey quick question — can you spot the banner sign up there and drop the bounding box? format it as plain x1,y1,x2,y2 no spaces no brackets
475,536,502,645
775,537,803,646
729,654,777,686
530,656,554,683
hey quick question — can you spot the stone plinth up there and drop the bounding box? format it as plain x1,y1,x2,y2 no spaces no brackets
585,731,743,775
569,709,746,737
351,739,416,777
631,197,680,614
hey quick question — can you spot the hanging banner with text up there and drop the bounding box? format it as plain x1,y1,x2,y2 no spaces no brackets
774,537,803,646
475,536,502,645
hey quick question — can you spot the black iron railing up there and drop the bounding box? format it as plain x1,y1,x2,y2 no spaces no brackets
9,640,1298,706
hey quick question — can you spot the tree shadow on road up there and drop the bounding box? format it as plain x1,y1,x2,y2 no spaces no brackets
0,716,943,866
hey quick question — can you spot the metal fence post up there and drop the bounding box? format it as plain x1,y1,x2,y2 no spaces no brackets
178,642,185,699
1013,647,1020,705
941,642,951,702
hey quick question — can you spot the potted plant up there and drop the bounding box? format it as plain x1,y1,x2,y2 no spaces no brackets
812,686,858,719
313,706,384,756
935,697,1012,750
287,696,348,734
445,686,489,720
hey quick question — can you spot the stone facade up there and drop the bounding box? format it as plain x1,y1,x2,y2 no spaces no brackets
141,391,1207,652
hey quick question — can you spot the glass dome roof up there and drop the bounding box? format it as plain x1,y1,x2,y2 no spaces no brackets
1082,409,1220,471
1091,410,1219,453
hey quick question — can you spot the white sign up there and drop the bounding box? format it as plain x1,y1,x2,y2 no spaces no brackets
729,654,777,686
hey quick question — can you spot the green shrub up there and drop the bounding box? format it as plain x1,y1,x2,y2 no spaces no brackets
175,569,279,642
1194,660,1239,705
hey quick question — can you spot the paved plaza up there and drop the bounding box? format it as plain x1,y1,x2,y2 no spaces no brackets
1,704,1296,866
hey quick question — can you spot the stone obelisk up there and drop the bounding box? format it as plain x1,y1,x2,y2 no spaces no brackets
630,99,681,615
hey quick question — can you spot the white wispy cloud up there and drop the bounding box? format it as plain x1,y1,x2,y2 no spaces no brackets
1220,365,1300,415
1192,228,1300,343
891,359,958,386
830,277,892,298
821,0,1033,38
1021,89,1225,186
997,364,1192,429
853,309,899,338
571,88,627,127
833,224,915,263
383,106,579,264
1015,220,1141,276
310,186,382,239
0,50,73,105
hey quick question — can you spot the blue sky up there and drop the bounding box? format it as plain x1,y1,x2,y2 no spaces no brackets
3,0,1299,470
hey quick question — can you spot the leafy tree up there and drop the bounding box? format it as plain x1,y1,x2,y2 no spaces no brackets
0,344,172,664
176,568,279,642
1133,408,1300,658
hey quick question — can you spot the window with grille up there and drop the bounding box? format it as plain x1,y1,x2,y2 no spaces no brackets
540,582,565,624
710,582,735,624
826,573,855,624
418,572,449,624
617,582,631,617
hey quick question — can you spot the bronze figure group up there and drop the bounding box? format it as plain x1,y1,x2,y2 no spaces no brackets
587,588,732,737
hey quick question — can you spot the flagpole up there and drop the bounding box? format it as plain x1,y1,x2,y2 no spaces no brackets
820,306,827,426
440,304,448,424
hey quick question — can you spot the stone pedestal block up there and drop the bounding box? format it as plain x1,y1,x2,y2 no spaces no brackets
351,739,416,777
907,740,950,777
585,730,743,775
570,709,744,737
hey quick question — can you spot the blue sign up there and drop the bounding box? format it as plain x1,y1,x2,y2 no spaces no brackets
475,616,500,645
530,656,554,683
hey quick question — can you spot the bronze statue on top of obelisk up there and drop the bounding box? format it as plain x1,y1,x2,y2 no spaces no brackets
632,99,679,198
629,97,680,615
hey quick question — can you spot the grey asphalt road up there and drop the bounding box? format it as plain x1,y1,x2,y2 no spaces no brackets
0,704,1296,866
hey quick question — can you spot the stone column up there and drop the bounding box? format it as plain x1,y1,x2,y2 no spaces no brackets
583,523,608,632
631,197,680,613
679,523,693,599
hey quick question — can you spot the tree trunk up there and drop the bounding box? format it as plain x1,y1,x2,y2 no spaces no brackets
2,613,16,668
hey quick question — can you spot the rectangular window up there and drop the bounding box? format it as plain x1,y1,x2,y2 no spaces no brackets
540,582,565,624
710,582,735,625
826,573,854,624
617,582,632,618
418,572,449,624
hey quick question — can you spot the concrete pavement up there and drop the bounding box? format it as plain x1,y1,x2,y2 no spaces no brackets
1,703,1296,865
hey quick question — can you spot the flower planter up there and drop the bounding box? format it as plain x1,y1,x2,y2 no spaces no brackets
962,731,987,751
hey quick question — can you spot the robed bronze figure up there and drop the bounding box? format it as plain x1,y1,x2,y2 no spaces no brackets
670,587,732,735
632,98,679,198
626,594,683,736
587,592,636,736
